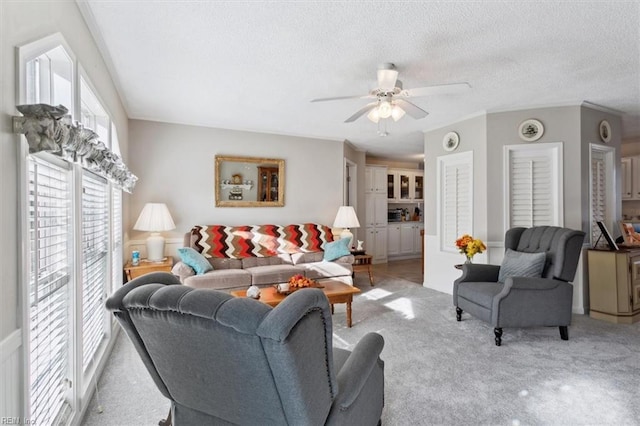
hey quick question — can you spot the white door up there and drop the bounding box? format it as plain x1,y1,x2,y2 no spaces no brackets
400,224,414,254
388,225,401,255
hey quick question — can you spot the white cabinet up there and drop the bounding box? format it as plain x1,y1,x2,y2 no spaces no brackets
366,226,388,263
365,193,387,227
387,222,423,258
387,168,424,202
365,166,387,194
387,224,401,256
622,156,640,200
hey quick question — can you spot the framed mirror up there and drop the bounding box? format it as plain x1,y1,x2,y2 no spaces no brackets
215,155,285,207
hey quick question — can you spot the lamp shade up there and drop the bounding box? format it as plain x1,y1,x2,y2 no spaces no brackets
333,206,360,229
133,203,176,232
133,203,175,262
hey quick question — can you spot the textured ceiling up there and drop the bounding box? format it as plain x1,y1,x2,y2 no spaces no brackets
79,1,640,160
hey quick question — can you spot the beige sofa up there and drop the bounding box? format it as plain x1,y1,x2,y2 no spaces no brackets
172,223,354,292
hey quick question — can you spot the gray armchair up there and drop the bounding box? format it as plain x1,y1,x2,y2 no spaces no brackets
106,272,384,425
453,226,585,346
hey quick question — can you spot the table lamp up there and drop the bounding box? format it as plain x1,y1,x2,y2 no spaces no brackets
333,206,360,249
133,203,176,262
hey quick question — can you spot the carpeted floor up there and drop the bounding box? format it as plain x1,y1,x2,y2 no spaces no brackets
84,259,640,425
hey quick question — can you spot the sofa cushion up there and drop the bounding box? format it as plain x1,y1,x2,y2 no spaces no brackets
183,269,252,290
245,265,301,285
323,238,351,262
241,254,292,269
178,247,213,275
498,249,546,283
291,251,324,265
210,258,243,270
294,261,353,280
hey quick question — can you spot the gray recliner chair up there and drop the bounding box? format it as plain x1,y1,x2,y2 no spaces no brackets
106,272,384,425
453,226,585,346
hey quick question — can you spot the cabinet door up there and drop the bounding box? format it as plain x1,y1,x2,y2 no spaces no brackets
365,168,374,193
373,195,387,226
622,157,633,199
373,167,387,194
387,172,398,200
414,225,424,254
413,173,424,201
633,157,640,200
399,224,414,254
399,172,411,200
631,255,640,311
374,227,388,262
388,225,401,255
365,195,375,227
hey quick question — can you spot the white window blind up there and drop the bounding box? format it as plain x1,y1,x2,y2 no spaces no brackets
438,152,473,251
27,156,72,425
111,187,123,292
81,173,109,372
505,143,563,229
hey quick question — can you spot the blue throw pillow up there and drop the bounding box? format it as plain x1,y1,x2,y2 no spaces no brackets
177,247,213,275
498,249,546,283
323,238,351,262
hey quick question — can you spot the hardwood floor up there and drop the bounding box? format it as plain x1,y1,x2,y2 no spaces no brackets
353,258,423,287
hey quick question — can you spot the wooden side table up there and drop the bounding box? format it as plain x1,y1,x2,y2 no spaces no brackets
124,257,174,282
352,254,374,286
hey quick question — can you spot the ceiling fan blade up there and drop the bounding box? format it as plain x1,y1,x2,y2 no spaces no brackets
345,103,378,123
377,63,398,91
311,94,373,102
402,82,471,98
394,99,429,119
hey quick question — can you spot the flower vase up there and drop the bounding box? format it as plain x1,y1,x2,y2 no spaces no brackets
464,257,472,264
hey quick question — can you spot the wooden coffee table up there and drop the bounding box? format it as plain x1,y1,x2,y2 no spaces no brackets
231,280,361,327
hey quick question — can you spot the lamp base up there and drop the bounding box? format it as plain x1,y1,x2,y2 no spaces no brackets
340,228,353,249
146,233,166,262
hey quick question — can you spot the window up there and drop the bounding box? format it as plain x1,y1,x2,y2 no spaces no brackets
590,144,615,246
27,156,73,425
504,143,563,230
18,34,123,424
437,151,473,252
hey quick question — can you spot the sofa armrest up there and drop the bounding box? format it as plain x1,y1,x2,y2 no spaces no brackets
502,276,565,291
333,254,355,264
171,261,195,283
455,264,500,283
333,332,384,410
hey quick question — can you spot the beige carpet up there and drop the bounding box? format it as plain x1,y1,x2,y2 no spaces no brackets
84,260,640,425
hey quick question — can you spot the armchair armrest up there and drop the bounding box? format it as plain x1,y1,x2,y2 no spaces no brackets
456,264,500,283
502,276,566,291
333,332,384,410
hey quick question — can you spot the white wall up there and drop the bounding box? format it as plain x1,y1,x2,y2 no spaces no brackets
423,105,623,314
127,119,345,256
1,0,128,417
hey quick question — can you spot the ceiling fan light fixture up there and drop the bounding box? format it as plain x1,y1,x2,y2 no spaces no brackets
367,108,380,123
378,100,392,118
391,104,406,122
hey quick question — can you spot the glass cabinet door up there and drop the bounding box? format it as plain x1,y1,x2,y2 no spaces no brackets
399,173,410,200
387,173,396,200
414,175,423,200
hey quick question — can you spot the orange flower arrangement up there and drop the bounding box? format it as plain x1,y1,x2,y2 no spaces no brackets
455,234,486,262
288,274,316,288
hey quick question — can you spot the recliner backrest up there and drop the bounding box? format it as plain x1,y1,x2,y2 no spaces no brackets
108,277,337,425
505,226,585,282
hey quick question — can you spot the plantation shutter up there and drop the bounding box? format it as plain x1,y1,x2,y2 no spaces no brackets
439,152,473,251
27,156,72,425
591,150,607,243
81,173,109,372
506,144,562,229
111,187,123,292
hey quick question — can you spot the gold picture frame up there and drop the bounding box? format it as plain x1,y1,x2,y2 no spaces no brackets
215,155,285,207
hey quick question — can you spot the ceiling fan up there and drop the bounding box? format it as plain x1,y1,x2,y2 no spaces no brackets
311,63,470,123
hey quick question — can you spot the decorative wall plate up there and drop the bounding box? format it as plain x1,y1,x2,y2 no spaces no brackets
599,120,611,143
518,119,544,142
443,131,460,151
